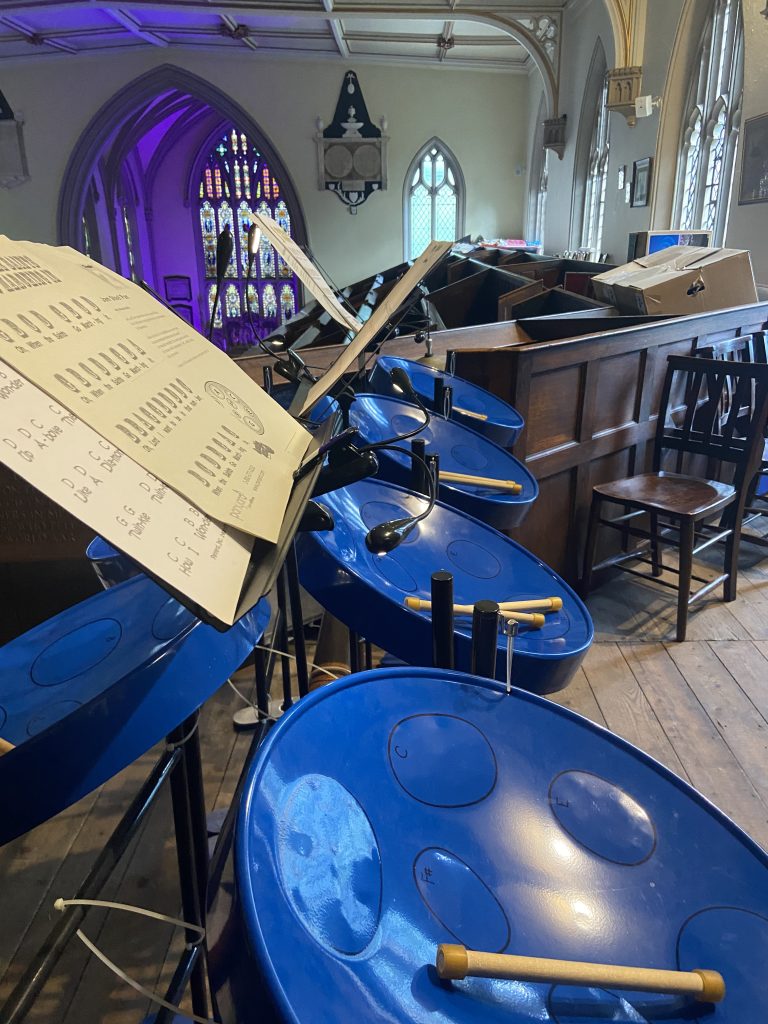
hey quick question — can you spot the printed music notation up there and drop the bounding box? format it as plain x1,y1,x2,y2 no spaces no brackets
0,358,253,623
0,237,311,542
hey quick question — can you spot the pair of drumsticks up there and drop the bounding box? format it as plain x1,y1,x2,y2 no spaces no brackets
404,595,562,629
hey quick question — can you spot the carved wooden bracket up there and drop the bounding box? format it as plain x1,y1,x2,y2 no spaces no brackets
543,116,567,160
606,66,643,127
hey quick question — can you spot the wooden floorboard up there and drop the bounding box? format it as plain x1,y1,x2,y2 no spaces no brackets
3,544,768,1021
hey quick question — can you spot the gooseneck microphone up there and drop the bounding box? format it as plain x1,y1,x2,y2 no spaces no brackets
362,364,436,552
362,367,436,554
208,224,234,343
364,443,436,554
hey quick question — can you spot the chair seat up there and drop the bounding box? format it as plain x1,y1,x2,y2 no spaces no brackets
594,471,735,517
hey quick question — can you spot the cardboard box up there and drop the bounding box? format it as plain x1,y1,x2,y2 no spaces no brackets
592,246,758,315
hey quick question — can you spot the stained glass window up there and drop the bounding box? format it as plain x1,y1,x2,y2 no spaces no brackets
196,127,300,341
263,284,277,318
674,0,743,244
405,141,464,260
225,282,241,319
208,283,222,328
280,284,296,322
581,77,610,255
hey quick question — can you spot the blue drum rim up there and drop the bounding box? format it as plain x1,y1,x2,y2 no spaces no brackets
311,479,593,662
236,666,768,1024
373,356,524,431
350,393,539,507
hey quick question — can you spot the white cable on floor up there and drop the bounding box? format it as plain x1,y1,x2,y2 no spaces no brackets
54,897,216,1024
227,641,343,711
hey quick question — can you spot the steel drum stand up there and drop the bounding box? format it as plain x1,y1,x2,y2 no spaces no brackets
0,711,213,1024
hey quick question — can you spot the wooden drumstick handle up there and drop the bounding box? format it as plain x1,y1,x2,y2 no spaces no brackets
405,596,560,613
404,597,545,627
439,471,522,494
435,945,725,1004
452,405,489,421
0,737,15,756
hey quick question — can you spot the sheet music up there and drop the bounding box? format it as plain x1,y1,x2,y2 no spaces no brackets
299,240,452,415
250,213,362,334
0,359,253,624
0,238,311,542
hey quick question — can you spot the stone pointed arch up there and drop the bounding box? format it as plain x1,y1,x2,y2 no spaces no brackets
57,63,308,250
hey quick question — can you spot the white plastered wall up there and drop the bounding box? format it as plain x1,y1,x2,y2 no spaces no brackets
0,49,529,287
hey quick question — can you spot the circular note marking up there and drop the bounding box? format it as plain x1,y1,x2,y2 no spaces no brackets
446,540,502,580
548,985,673,1023
31,619,123,687
389,714,497,807
677,906,768,1021
152,599,197,642
413,848,510,953
372,555,418,594
27,700,83,737
449,444,491,473
549,771,656,865
277,774,382,956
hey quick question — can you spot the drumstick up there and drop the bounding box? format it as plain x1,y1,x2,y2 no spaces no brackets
453,406,489,421
405,596,561,613
439,471,522,494
435,945,725,1004
0,737,15,756
404,598,545,627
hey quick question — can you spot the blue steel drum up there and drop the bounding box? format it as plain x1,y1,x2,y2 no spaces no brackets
207,667,768,1024
0,575,269,844
86,535,139,588
345,393,538,529
370,355,524,448
298,479,591,694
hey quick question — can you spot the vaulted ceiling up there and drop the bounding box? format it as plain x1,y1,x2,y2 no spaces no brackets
0,1,566,74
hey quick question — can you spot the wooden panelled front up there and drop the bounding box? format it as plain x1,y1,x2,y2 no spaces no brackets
453,303,768,583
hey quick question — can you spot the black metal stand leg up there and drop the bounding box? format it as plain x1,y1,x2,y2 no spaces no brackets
167,717,210,1021
364,640,373,671
285,543,309,698
275,570,293,711
0,750,181,1024
254,647,270,718
349,629,360,673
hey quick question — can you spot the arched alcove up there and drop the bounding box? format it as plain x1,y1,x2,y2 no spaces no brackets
57,64,308,341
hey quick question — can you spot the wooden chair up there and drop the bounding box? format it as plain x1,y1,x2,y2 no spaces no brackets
581,355,768,641
696,333,768,547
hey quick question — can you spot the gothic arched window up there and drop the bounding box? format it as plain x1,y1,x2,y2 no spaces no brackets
674,0,743,243
404,140,465,260
527,95,549,247
197,127,300,337
581,76,610,255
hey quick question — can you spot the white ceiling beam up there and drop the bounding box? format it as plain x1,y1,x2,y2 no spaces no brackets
1,13,77,52
438,18,453,61
220,12,258,50
107,8,168,45
322,0,349,57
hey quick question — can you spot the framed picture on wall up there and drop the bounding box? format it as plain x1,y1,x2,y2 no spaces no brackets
631,158,652,208
739,113,768,205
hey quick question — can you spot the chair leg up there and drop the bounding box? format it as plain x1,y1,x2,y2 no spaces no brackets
676,519,695,643
581,493,602,597
723,508,743,602
649,511,662,576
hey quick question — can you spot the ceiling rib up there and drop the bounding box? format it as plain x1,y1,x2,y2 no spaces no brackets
322,0,349,58
107,8,167,46
219,13,258,51
1,12,77,52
